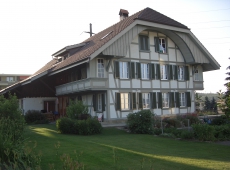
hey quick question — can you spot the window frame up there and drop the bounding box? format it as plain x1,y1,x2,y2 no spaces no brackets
159,37,167,53
161,65,168,80
119,62,129,79
6,77,14,82
120,93,130,110
194,69,199,81
141,63,149,79
178,66,185,80
139,35,150,51
142,93,150,109
97,58,105,78
179,92,186,107
162,92,169,108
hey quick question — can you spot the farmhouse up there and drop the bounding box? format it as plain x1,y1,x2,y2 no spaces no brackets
0,8,220,120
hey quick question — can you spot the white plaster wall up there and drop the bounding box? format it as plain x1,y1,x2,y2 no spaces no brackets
171,81,177,89
131,36,138,43
161,81,170,88
154,109,161,115
109,74,116,88
168,38,175,48
180,108,187,114
163,109,170,115
132,79,141,88
120,80,130,88
110,105,117,118
150,47,158,60
152,80,160,88
149,32,157,45
140,52,150,60
23,97,56,114
168,49,176,62
178,82,186,88
121,112,130,118
159,54,168,61
176,50,184,62
142,81,151,88
130,44,139,58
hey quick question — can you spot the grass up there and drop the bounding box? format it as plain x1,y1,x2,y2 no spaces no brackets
24,124,230,170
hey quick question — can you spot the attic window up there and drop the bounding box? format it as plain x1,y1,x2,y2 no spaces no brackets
101,31,113,40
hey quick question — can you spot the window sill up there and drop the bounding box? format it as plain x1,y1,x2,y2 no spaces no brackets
139,50,150,53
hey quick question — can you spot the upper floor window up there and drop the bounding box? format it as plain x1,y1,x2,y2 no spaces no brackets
81,68,87,79
119,62,129,79
142,93,150,109
161,65,168,80
97,59,104,78
178,66,184,80
194,69,199,81
139,35,149,51
179,92,186,107
141,63,149,79
155,37,167,53
7,77,14,82
162,93,169,108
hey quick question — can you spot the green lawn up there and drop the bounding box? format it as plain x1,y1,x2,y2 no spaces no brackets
24,124,230,170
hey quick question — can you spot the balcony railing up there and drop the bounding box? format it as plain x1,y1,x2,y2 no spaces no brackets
0,80,17,86
56,78,107,95
193,81,204,90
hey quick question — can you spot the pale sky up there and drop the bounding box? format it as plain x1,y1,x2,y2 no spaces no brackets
0,0,230,93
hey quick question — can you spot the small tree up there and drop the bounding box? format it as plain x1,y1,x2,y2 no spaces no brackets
210,97,217,113
204,96,211,111
66,100,88,119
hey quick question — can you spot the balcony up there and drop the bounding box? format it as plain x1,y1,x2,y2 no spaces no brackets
56,78,108,95
193,81,204,90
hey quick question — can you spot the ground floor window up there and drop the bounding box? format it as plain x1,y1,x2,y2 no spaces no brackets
142,93,150,109
120,93,130,110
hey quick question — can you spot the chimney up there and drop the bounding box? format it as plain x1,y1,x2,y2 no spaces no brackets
119,9,129,21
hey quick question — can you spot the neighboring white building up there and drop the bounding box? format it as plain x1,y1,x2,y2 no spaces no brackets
0,8,220,121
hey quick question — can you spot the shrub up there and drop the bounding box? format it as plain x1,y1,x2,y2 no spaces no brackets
56,117,102,135
0,94,40,169
56,117,75,134
180,130,194,139
177,113,199,126
211,115,229,125
66,100,88,119
153,128,162,135
127,110,154,134
163,118,182,128
214,124,230,140
24,110,48,124
192,124,215,141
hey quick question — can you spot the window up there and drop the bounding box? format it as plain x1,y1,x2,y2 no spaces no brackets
6,77,14,82
142,93,150,109
139,35,149,51
93,94,105,112
141,63,149,79
159,38,166,53
97,94,102,111
178,66,184,80
161,65,168,80
98,59,104,78
179,92,186,107
121,93,130,110
162,93,169,108
81,68,87,79
119,62,129,79
194,69,199,81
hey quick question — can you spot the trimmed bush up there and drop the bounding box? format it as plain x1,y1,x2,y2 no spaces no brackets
181,130,194,139
127,110,154,134
214,124,230,140
56,117,102,135
24,110,48,124
56,117,75,134
192,124,215,141
211,115,229,125
177,113,200,126
163,118,181,128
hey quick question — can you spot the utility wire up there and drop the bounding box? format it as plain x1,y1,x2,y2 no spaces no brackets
193,26,230,29
189,20,230,24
